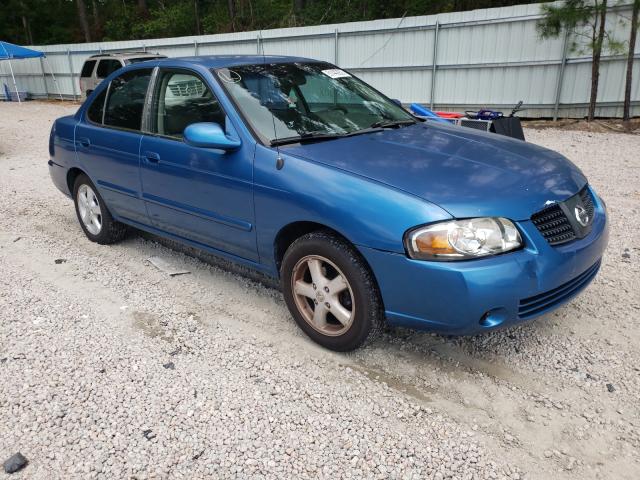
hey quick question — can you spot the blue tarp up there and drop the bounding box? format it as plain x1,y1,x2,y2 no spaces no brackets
409,103,449,124
0,41,43,60
1,41,45,102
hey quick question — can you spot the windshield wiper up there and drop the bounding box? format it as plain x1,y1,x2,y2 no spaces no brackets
270,132,347,147
270,124,395,147
369,119,417,129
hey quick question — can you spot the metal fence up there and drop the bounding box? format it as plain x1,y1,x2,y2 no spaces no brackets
1,1,638,118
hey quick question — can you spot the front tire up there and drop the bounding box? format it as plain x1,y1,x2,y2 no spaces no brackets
73,174,127,244
281,231,384,351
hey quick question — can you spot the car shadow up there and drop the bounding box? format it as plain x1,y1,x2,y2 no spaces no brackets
124,225,565,386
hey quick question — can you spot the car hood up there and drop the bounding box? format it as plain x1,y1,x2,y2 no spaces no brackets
283,122,587,221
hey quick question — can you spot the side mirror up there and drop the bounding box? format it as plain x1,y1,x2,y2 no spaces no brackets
391,99,403,107
183,122,241,151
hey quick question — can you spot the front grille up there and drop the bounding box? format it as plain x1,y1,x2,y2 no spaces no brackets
168,79,205,97
531,204,575,245
518,260,601,319
531,185,594,246
579,186,595,221
457,118,492,131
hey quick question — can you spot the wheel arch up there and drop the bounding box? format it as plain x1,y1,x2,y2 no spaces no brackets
66,167,87,195
273,222,385,311
273,221,350,273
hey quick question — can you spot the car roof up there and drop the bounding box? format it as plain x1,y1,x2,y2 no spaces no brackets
88,52,165,59
158,55,321,69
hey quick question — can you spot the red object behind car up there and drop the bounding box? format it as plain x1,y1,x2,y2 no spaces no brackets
435,111,464,119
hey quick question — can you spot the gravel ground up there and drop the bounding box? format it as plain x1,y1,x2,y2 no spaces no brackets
0,102,638,479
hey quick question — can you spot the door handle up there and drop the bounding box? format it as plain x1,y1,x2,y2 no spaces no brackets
143,151,161,164
77,137,91,148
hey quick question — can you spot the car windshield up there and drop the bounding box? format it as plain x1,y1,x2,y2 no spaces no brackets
214,62,415,144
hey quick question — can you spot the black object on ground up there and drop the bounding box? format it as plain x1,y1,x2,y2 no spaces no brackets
3,452,28,474
192,449,205,460
163,362,175,370
491,117,525,141
606,383,615,393
143,429,156,440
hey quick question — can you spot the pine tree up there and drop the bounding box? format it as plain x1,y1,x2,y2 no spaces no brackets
623,0,639,125
537,0,618,121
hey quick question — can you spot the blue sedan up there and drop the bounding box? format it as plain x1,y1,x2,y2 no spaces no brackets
48,55,608,351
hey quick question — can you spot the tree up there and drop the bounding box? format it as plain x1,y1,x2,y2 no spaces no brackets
227,0,236,32
0,0,577,46
624,0,639,124
293,0,305,24
194,0,202,35
590,0,607,122
91,0,101,32
538,0,619,121
19,1,34,44
138,0,150,18
76,0,92,42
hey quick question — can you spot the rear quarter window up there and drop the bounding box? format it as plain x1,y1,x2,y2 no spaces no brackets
87,88,107,124
80,60,96,78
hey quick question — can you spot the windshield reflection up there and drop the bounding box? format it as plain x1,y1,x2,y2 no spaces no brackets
214,62,414,143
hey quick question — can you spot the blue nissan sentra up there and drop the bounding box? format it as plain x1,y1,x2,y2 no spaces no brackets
48,55,608,351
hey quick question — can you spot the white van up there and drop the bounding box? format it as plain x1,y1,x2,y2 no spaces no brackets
79,52,166,97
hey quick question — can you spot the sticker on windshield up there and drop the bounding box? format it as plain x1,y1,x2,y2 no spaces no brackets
322,69,351,79
218,69,242,83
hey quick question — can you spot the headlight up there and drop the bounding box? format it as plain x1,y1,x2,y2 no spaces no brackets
405,217,522,260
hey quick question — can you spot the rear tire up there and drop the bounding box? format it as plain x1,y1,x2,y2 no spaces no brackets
73,174,127,244
281,231,384,351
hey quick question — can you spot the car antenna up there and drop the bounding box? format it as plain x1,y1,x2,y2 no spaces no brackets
259,31,284,170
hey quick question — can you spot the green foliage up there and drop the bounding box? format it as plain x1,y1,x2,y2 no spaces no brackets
135,2,197,39
1,0,542,46
537,0,592,38
0,0,77,45
536,0,624,56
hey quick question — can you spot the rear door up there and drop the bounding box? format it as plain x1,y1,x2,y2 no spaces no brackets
139,67,258,261
75,68,153,224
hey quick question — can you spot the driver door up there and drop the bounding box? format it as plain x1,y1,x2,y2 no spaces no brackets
139,68,258,261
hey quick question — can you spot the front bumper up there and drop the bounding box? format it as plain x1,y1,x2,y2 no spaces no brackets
359,190,609,335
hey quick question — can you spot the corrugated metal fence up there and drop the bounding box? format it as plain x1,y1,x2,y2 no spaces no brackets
1,1,638,118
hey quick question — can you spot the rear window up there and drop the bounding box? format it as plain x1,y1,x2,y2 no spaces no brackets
80,60,96,78
104,69,152,131
126,56,165,64
96,59,123,79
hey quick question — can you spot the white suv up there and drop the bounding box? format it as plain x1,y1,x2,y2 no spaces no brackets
79,52,166,97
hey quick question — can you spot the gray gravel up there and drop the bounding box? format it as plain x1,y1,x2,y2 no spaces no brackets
1,102,639,479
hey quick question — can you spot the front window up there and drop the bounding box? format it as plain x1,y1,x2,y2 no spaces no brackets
150,69,225,139
214,62,414,144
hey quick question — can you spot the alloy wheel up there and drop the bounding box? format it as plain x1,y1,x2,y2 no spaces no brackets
77,184,102,235
291,255,355,336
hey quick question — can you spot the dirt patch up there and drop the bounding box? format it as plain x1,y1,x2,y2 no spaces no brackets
523,117,640,134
